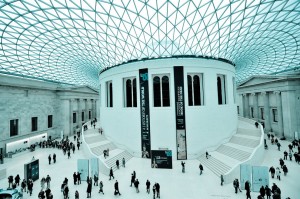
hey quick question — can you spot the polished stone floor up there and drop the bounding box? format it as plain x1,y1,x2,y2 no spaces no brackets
0,136,299,199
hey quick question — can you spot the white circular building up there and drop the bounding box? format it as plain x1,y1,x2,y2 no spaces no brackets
99,56,238,159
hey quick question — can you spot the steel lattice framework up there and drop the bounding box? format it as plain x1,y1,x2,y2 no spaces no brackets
0,0,299,87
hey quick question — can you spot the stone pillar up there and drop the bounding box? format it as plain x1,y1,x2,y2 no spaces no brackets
69,99,73,135
243,93,249,118
274,91,284,137
85,99,88,121
252,93,259,119
91,99,95,119
77,99,81,129
262,92,271,133
94,99,98,119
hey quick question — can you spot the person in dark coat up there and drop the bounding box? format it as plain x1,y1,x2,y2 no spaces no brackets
48,154,51,164
134,179,140,193
14,174,20,186
199,164,203,175
279,158,284,168
155,183,160,198
114,180,121,195
109,167,114,180
269,166,275,178
283,151,288,160
77,172,81,184
73,172,77,185
181,161,185,173
265,185,271,199
130,173,135,187
99,181,104,194
245,180,251,199
259,186,265,198
87,182,92,198
146,179,151,194
27,179,33,196
116,159,120,169
53,153,56,163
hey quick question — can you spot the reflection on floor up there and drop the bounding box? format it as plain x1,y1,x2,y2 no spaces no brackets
0,136,299,199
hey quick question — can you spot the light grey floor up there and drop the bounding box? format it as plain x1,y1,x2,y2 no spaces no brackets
0,136,299,199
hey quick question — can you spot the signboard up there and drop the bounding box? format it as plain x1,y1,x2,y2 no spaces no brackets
151,150,172,169
174,66,187,160
240,164,252,190
90,158,99,178
252,166,269,192
24,159,39,182
77,159,89,181
139,68,151,158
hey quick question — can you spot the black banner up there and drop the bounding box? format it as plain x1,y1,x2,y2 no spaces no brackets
24,159,39,182
151,150,172,169
139,68,151,158
174,66,187,160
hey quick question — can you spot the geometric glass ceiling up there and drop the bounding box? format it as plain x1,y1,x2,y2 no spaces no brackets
0,0,300,88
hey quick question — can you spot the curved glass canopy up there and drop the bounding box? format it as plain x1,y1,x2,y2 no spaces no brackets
0,0,299,87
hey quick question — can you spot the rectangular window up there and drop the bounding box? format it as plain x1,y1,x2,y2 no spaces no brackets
106,81,113,107
82,112,84,121
260,107,265,120
124,77,137,107
31,117,38,132
89,110,91,119
217,74,227,105
48,115,53,128
10,119,18,137
187,73,204,106
272,109,278,122
250,107,254,118
153,74,170,107
73,112,76,123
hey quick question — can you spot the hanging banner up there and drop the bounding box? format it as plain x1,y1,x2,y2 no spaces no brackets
240,164,252,190
174,66,187,160
90,158,99,178
252,166,269,192
139,68,151,158
77,159,89,181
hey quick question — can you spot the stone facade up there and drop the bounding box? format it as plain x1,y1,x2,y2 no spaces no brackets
237,75,300,139
0,75,99,153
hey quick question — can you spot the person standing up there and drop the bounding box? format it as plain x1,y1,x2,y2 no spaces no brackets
130,173,135,187
116,159,120,169
77,172,81,184
155,183,160,198
27,179,33,196
46,175,51,188
114,180,121,195
283,151,288,160
245,180,251,199
269,166,275,178
146,179,151,194
134,179,140,193
259,185,265,198
265,185,271,199
276,167,281,180
99,181,104,194
48,154,51,164
63,184,69,199
14,174,20,186
67,150,71,159
94,174,98,186
282,165,288,176
73,172,77,185
152,184,156,199
181,161,185,173
53,153,56,163
21,179,27,192
220,175,224,186
122,157,125,167
199,164,203,175
109,167,114,180
87,181,92,198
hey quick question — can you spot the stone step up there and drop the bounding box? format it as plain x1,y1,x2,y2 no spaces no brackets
105,150,133,171
198,155,231,177
229,135,260,148
90,142,117,156
84,134,107,144
216,145,251,162
237,127,261,137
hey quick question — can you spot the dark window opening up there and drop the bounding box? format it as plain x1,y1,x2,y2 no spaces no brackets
31,117,38,132
48,115,53,128
10,119,18,137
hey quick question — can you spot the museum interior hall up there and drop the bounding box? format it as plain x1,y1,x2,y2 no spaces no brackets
0,0,299,199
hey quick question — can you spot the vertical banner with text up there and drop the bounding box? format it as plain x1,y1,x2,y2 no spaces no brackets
139,68,151,158
174,66,187,160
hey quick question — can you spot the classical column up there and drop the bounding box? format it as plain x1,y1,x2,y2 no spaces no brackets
94,99,98,119
85,99,88,121
77,99,81,129
251,93,259,119
243,93,249,118
69,99,73,135
262,92,271,133
274,91,284,137
91,99,95,119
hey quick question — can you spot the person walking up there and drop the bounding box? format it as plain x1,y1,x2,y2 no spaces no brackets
259,185,265,198
220,175,224,186
181,161,185,173
134,179,140,193
265,185,271,199
130,173,135,187
53,153,56,163
77,172,81,184
73,172,77,185
21,179,27,193
14,174,20,186
282,165,288,176
94,174,98,186
109,167,114,180
99,181,104,194
269,166,275,178
46,175,51,188
199,164,203,175
283,151,288,160
28,179,33,196
48,154,51,164
67,150,71,159
146,179,151,194
114,180,121,195
277,142,281,151
152,184,156,199
63,184,69,199
122,157,125,167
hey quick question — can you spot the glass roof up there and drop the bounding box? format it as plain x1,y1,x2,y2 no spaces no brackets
0,0,299,87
